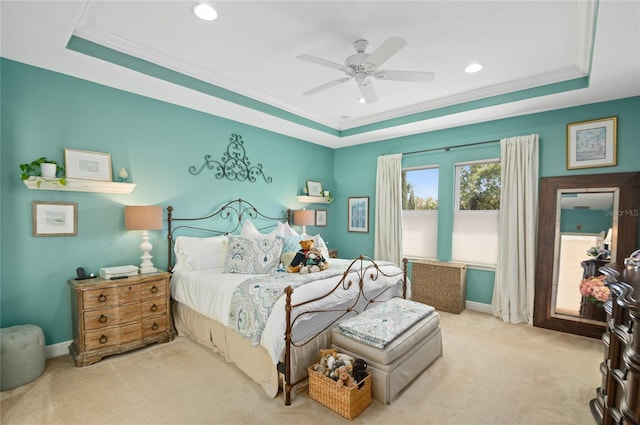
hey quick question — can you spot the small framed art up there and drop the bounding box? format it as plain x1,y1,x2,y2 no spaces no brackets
32,201,78,237
65,148,113,181
567,117,617,169
306,180,323,197
348,196,369,233
316,209,327,227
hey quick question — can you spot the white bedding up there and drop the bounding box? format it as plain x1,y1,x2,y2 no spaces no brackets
171,258,409,364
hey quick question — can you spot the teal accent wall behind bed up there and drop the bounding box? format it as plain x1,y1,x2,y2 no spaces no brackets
0,58,334,345
2,56,639,346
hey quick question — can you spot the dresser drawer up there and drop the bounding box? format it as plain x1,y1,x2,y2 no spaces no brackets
83,284,141,309
84,322,141,351
141,298,166,318
143,316,167,338
141,280,167,299
83,304,141,331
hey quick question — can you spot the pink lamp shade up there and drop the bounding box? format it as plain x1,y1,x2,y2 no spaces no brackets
124,205,163,274
293,209,315,236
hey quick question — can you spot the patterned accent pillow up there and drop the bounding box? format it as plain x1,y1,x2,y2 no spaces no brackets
224,236,283,274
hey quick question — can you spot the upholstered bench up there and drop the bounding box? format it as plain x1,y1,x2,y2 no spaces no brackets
332,298,442,404
1,325,46,391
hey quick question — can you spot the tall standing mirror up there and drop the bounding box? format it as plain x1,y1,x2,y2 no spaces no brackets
534,172,640,338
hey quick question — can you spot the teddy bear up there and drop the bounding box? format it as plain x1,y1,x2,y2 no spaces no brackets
287,239,314,273
287,239,329,273
335,365,357,389
317,348,338,376
352,358,368,384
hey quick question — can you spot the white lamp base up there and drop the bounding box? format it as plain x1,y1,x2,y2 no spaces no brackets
138,230,157,274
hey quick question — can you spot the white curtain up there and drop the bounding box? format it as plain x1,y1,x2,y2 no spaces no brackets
492,134,539,324
375,154,403,265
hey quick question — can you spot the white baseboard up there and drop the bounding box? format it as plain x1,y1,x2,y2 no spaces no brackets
46,340,71,359
466,301,492,314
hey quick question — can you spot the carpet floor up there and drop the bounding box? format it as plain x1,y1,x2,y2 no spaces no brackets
1,309,601,425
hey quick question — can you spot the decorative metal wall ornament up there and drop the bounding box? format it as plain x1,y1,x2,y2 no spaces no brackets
188,133,273,183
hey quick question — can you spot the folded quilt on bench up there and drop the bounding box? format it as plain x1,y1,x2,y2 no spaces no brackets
337,298,435,349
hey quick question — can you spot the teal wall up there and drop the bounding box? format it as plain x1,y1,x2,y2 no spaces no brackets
332,96,640,304
1,57,639,345
560,209,612,234
0,59,334,345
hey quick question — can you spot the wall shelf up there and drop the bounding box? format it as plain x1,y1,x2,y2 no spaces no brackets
296,195,332,204
23,177,136,194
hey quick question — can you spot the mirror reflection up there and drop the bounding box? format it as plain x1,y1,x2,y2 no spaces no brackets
551,189,619,323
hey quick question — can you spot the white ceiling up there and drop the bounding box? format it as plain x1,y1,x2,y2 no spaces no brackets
2,0,639,148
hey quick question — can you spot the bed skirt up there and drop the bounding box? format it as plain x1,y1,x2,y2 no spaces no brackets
172,300,331,400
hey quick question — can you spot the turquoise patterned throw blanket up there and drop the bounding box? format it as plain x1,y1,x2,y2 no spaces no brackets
228,269,345,346
337,298,434,349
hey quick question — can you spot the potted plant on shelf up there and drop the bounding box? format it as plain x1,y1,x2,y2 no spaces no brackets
19,157,67,187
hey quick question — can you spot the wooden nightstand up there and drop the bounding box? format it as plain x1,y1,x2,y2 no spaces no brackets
328,249,339,258
67,271,174,367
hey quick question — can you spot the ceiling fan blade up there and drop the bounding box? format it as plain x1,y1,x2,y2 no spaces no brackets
375,70,435,83
358,81,378,104
303,77,351,95
365,37,407,68
296,54,346,71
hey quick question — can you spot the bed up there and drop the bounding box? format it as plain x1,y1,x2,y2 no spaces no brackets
167,199,409,405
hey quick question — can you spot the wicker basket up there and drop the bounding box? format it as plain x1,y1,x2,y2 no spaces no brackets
412,260,467,313
308,365,371,420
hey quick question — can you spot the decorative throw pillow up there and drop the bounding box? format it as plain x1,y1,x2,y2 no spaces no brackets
224,236,283,274
174,235,228,270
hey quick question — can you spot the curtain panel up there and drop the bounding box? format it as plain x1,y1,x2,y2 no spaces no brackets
375,154,403,265
492,134,539,324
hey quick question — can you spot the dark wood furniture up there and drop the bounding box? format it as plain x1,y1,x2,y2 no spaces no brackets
591,263,640,425
68,271,173,366
534,172,640,338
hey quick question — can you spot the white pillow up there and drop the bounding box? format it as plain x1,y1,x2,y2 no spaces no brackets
174,235,228,270
240,220,283,239
223,236,283,274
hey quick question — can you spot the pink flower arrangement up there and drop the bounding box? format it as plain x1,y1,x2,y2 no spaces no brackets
580,275,610,303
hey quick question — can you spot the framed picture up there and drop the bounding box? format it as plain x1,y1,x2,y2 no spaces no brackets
65,148,113,181
306,180,323,197
348,196,369,233
316,209,327,227
32,201,77,237
567,117,617,169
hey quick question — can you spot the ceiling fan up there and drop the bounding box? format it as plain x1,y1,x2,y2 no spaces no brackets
296,37,434,104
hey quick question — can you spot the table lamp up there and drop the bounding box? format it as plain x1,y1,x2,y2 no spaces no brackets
293,208,315,236
125,205,163,274
603,227,613,251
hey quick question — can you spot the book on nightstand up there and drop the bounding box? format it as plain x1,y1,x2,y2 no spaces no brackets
99,265,139,279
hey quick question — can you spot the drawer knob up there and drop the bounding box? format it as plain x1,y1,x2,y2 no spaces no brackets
98,293,107,303
151,322,159,331
151,285,158,294
99,335,108,344
99,314,108,323
150,304,158,312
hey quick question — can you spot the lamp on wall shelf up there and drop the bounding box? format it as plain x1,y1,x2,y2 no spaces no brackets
125,205,163,274
293,208,315,236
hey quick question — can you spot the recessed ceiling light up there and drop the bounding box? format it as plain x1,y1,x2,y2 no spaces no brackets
193,3,217,21
465,63,483,73
358,97,366,104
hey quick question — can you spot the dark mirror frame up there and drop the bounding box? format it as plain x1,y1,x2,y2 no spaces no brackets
533,172,640,338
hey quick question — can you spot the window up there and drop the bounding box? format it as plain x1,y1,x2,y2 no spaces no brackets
452,160,501,266
402,167,438,259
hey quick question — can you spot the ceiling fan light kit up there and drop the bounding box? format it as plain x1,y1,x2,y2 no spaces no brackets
297,37,435,104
